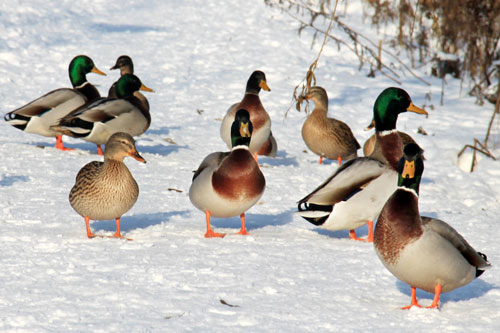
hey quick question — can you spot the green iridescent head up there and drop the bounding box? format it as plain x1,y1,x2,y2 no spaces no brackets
68,55,106,87
114,74,154,98
397,143,424,194
231,109,253,148
373,87,427,132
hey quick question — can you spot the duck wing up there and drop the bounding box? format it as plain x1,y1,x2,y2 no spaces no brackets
299,157,390,206
192,152,230,181
421,216,491,273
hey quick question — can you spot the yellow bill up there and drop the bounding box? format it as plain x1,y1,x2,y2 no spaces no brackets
402,160,416,179
91,66,107,76
407,102,427,115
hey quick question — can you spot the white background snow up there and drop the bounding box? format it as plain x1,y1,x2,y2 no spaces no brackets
0,0,499,331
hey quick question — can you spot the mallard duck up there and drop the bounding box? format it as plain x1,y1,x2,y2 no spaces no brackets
108,55,134,98
69,132,146,239
52,74,153,155
301,86,360,164
220,70,275,160
374,143,491,309
190,109,266,238
4,55,106,150
297,87,427,242
362,118,418,164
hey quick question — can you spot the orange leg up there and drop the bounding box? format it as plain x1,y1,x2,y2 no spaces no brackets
337,156,342,165
96,144,104,156
55,135,74,151
348,221,374,242
85,216,97,238
236,213,250,235
204,211,225,238
425,284,442,309
401,286,423,310
319,156,323,164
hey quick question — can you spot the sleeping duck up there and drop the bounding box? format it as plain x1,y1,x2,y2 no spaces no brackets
69,132,146,239
4,55,106,150
220,70,276,160
297,87,427,242
374,143,491,309
51,73,153,155
190,109,266,238
301,86,360,164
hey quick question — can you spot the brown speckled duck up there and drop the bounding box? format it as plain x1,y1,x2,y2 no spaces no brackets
374,143,491,309
69,132,146,239
220,70,276,160
4,55,106,150
301,86,360,164
191,109,266,238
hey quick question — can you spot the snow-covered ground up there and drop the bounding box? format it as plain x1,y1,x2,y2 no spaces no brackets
1,0,499,331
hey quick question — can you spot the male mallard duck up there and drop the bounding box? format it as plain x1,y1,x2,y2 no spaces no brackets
52,73,153,155
4,55,106,150
362,118,418,164
69,132,146,239
220,70,276,160
297,87,427,242
374,143,491,309
301,86,360,164
190,109,266,238
108,55,134,98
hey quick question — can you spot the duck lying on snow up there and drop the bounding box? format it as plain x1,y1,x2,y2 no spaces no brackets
374,143,491,309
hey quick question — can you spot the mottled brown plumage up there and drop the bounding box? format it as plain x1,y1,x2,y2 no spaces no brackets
69,132,146,238
301,86,360,164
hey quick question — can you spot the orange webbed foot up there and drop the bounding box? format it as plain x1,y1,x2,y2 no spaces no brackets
205,230,226,238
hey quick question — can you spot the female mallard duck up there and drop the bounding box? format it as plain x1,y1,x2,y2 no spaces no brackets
362,118,418,164
297,87,427,242
190,109,266,238
4,55,106,150
220,70,276,160
108,55,134,98
69,132,146,239
301,86,360,164
374,143,491,309
52,73,153,155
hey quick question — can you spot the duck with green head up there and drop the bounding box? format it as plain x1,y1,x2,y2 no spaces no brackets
374,143,491,309
190,109,266,238
297,87,427,242
4,55,106,150
51,73,154,155
220,70,277,161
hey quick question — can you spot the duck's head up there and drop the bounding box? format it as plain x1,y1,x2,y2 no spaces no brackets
110,55,134,75
104,132,146,163
246,70,271,94
306,86,328,108
231,109,253,148
115,74,154,98
373,87,427,132
68,55,106,88
397,143,424,194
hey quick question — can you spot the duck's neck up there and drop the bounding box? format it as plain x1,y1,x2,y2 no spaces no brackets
76,81,101,102
374,189,423,261
376,130,402,170
310,97,328,116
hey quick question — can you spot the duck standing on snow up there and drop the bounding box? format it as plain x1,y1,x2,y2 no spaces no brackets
374,143,491,309
297,87,427,242
301,86,360,164
220,70,277,160
69,132,146,239
190,109,266,238
4,55,106,150
51,73,154,155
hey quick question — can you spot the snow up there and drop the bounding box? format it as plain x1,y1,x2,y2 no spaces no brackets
1,0,499,331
